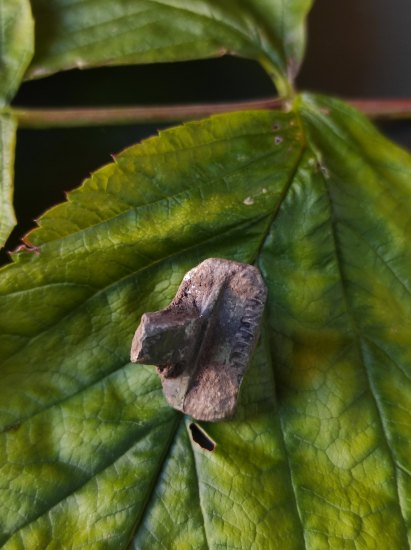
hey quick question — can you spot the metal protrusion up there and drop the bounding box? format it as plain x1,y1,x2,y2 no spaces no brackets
130,258,267,421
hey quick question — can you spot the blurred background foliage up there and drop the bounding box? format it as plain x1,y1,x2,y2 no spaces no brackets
5,0,411,260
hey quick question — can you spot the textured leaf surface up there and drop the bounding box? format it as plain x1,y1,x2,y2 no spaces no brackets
0,0,34,245
0,96,410,549
0,114,17,245
28,0,312,94
0,0,34,104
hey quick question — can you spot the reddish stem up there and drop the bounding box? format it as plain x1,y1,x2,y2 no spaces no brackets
11,97,411,129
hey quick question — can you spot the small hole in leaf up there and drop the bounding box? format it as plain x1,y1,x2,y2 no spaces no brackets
189,423,216,451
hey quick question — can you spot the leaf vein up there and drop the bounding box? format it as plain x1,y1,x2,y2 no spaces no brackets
319,156,410,545
3,414,179,545
124,415,182,549
187,421,211,550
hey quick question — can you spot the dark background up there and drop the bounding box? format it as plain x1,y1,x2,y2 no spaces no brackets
5,0,411,260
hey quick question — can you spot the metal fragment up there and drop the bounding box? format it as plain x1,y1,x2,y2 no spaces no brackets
130,258,267,421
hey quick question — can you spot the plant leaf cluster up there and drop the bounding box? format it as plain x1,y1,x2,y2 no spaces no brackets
0,1,410,548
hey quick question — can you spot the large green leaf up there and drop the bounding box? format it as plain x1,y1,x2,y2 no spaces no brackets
0,0,34,245
0,95,410,548
28,0,313,95
0,0,34,105
0,114,17,246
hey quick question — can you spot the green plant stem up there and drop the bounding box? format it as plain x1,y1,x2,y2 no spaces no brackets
10,98,411,129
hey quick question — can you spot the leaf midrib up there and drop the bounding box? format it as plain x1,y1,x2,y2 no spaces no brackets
123,415,183,550
2,411,180,546
264,327,307,548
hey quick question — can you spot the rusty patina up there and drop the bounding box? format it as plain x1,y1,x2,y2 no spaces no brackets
130,258,267,421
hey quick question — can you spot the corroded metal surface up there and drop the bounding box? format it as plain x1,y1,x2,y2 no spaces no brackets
130,258,267,421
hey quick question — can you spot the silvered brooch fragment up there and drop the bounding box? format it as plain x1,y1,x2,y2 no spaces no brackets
130,258,267,421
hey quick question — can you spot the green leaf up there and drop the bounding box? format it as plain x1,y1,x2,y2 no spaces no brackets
0,0,34,105
28,0,313,95
0,0,34,245
0,96,410,548
0,114,17,246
